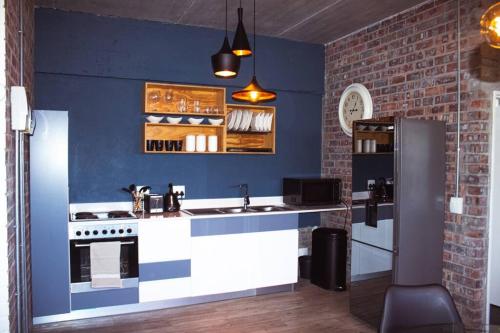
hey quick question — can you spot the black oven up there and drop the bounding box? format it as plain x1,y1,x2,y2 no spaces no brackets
69,236,138,283
283,178,342,206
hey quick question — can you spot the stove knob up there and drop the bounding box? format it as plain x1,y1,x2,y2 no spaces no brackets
93,230,98,235
110,229,116,234
84,230,90,236
76,231,82,236
102,230,108,235
119,229,124,234
126,228,132,234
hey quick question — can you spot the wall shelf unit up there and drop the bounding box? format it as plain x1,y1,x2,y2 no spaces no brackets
352,118,394,154
143,82,276,155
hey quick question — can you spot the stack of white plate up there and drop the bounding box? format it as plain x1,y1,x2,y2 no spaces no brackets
227,110,273,132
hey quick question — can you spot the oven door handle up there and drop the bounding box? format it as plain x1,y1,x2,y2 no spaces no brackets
74,241,135,248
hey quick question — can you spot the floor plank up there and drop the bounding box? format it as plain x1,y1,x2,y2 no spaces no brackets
33,281,375,333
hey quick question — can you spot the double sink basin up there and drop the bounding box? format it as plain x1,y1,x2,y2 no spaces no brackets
184,205,294,216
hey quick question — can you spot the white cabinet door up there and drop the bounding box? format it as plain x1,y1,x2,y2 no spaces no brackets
139,278,191,303
138,219,191,263
191,233,254,296
253,230,298,288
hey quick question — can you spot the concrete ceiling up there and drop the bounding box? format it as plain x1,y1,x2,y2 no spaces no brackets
36,0,429,44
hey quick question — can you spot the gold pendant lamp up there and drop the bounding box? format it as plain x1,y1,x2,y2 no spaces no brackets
232,0,276,103
211,0,240,78
480,2,500,49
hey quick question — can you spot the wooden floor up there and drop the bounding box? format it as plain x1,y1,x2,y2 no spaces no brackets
33,281,375,333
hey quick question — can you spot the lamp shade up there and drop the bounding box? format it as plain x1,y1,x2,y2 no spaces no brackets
211,36,241,78
232,7,252,56
480,2,500,49
232,76,276,103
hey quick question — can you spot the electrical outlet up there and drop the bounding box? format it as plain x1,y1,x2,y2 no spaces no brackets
367,179,375,189
450,197,463,214
173,185,185,198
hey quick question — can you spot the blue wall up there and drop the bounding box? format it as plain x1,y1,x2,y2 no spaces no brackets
34,9,324,203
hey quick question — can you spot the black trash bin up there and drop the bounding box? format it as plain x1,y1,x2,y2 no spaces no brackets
310,228,347,291
298,255,311,279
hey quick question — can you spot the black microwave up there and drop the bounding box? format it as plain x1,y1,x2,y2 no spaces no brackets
283,178,342,206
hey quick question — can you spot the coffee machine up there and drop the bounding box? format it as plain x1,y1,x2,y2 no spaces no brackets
164,183,181,212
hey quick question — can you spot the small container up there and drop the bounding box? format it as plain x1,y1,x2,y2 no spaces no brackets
186,135,196,152
208,135,218,152
363,140,371,153
196,134,206,152
356,139,363,153
370,139,377,153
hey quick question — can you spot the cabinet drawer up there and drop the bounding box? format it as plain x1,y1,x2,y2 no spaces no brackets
139,219,190,263
139,278,191,303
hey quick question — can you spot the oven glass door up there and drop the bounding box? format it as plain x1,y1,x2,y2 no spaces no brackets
70,237,138,283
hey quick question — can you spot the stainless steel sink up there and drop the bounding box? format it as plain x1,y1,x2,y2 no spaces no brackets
250,205,294,212
184,205,293,216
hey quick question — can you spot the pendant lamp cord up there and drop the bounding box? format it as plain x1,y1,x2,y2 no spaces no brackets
253,0,256,75
225,0,228,36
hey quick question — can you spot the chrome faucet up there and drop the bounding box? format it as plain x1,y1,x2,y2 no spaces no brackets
240,184,250,211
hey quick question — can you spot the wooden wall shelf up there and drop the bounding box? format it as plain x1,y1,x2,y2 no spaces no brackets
352,119,394,154
143,82,276,155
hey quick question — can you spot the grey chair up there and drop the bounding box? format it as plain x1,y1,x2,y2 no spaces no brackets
379,284,463,333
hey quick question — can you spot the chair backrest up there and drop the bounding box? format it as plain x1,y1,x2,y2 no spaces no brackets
379,284,463,333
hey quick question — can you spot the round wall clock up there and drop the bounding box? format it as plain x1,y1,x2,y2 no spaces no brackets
338,83,373,136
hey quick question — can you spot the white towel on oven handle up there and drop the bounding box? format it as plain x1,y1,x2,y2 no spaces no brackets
90,241,122,288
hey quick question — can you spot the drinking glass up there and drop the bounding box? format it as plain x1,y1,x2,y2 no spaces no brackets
164,89,173,102
193,100,201,113
148,90,160,104
177,98,187,113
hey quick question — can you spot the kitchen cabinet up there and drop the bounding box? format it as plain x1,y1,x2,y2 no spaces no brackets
138,218,191,302
31,110,71,317
191,215,298,297
191,232,254,296
138,218,191,263
143,82,276,154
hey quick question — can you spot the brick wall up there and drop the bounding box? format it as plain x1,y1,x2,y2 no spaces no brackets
4,0,35,331
322,0,499,326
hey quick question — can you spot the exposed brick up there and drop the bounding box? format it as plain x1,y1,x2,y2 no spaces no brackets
4,0,35,332
322,0,498,326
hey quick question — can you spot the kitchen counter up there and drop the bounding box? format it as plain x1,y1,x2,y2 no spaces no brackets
70,197,347,223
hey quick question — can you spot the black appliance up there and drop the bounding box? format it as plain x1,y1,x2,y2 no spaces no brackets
283,178,341,206
69,222,138,284
144,194,164,213
311,228,347,291
164,183,181,212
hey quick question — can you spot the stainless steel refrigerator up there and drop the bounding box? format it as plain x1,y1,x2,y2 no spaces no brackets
350,118,446,327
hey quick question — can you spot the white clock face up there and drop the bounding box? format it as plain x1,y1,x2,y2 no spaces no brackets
338,83,373,136
342,92,364,130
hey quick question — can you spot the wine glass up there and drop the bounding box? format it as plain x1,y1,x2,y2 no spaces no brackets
164,89,173,102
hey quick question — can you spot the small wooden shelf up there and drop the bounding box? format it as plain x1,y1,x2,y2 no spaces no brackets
144,82,225,115
352,152,394,155
356,130,394,134
142,82,276,155
145,111,225,117
352,118,394,154
225,104,276,154
146,123,224,129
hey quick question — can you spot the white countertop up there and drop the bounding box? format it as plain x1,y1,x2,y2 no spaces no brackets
69,196,347,223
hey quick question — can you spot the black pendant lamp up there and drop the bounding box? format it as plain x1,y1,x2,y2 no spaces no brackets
232,0,276,103
212,0,240,78
232,0,252,57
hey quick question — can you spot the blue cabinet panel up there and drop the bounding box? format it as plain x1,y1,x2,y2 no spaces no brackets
139,260,191,282
71,288,139,310
191,214,298,237
30,111,71,317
